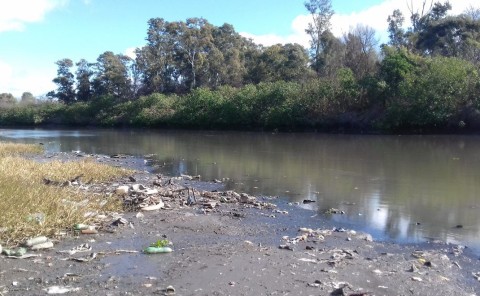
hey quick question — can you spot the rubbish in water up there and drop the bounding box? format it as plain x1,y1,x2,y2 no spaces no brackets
326,208,345,214
144,246,173,254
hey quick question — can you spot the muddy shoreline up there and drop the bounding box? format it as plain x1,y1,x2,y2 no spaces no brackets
1,151,479,295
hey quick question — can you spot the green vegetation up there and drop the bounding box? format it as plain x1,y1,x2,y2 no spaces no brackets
0,142,131,244
1,1,480,132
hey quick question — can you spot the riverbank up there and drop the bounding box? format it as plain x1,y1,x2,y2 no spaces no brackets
1,151,479,295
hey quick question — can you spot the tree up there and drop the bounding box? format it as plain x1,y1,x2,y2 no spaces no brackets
416,16,480,59
172,18,214,91
387,9,406,48
464,6,480,21
248,43,312,83
75,59,93,102
49,59,76,104
210,23,250,87
304,0,334,74
0,93,16,106
92,51,132,100
136,18,177,94
407,0,434,32
20,92,35,104
343,25,379,80
316,30,345,78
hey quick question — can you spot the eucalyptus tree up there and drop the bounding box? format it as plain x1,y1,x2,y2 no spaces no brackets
92,51,132,100
248,43,312,83
387,9,407,49
0,93,16,106
210,23,250,87
75,59,94,102
416,15,480,61
20,92,35,104
316,30,345,78
304,0,335,74
171,18,214,91
48,58,76,104
136,18,177,94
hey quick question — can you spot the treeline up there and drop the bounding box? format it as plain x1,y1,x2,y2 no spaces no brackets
1,0,480,132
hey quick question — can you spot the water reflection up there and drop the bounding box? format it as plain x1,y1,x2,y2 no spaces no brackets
1,128,480,250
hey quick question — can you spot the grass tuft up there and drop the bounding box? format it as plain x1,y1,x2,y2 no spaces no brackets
0,142,131,245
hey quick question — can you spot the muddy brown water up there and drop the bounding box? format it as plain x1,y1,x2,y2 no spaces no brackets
1,128,480,253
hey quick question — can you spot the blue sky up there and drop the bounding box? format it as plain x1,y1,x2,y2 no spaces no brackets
0,0,477,97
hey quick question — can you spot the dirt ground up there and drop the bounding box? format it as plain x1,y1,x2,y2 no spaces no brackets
1,152,480,296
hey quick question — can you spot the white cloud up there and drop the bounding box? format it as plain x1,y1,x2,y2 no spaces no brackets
242,0,480,47
0,60,56,98
124,47,138,59
0,0,66,32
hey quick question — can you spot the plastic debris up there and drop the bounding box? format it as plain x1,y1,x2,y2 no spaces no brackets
144,246,173,254
44,286,81,294
25,236,49,247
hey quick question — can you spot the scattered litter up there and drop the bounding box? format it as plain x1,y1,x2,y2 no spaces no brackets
69,252,97,262
144,239,173,254
44,286,81,294
279,245,294,251
58,243,92,255
298,258,317,263
2,247,27,257
31,241,54,250
325,208,345,214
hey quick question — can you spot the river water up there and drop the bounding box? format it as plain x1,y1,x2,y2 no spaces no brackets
1,128,479,251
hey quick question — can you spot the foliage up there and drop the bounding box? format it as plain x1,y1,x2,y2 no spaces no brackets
7,6,480,133
384,56,479,130
150,239,170,248
49,59,76,104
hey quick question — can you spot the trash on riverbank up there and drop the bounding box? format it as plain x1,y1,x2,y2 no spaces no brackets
144,239,173,254
144,246,173,254
44,285,81,294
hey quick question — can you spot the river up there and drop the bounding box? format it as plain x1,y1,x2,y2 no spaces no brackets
1,128,479,251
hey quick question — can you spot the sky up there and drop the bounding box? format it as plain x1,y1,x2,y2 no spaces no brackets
0,0,478,97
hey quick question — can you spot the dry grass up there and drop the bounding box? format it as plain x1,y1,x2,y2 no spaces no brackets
0,142,43,157
0,142,132,245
